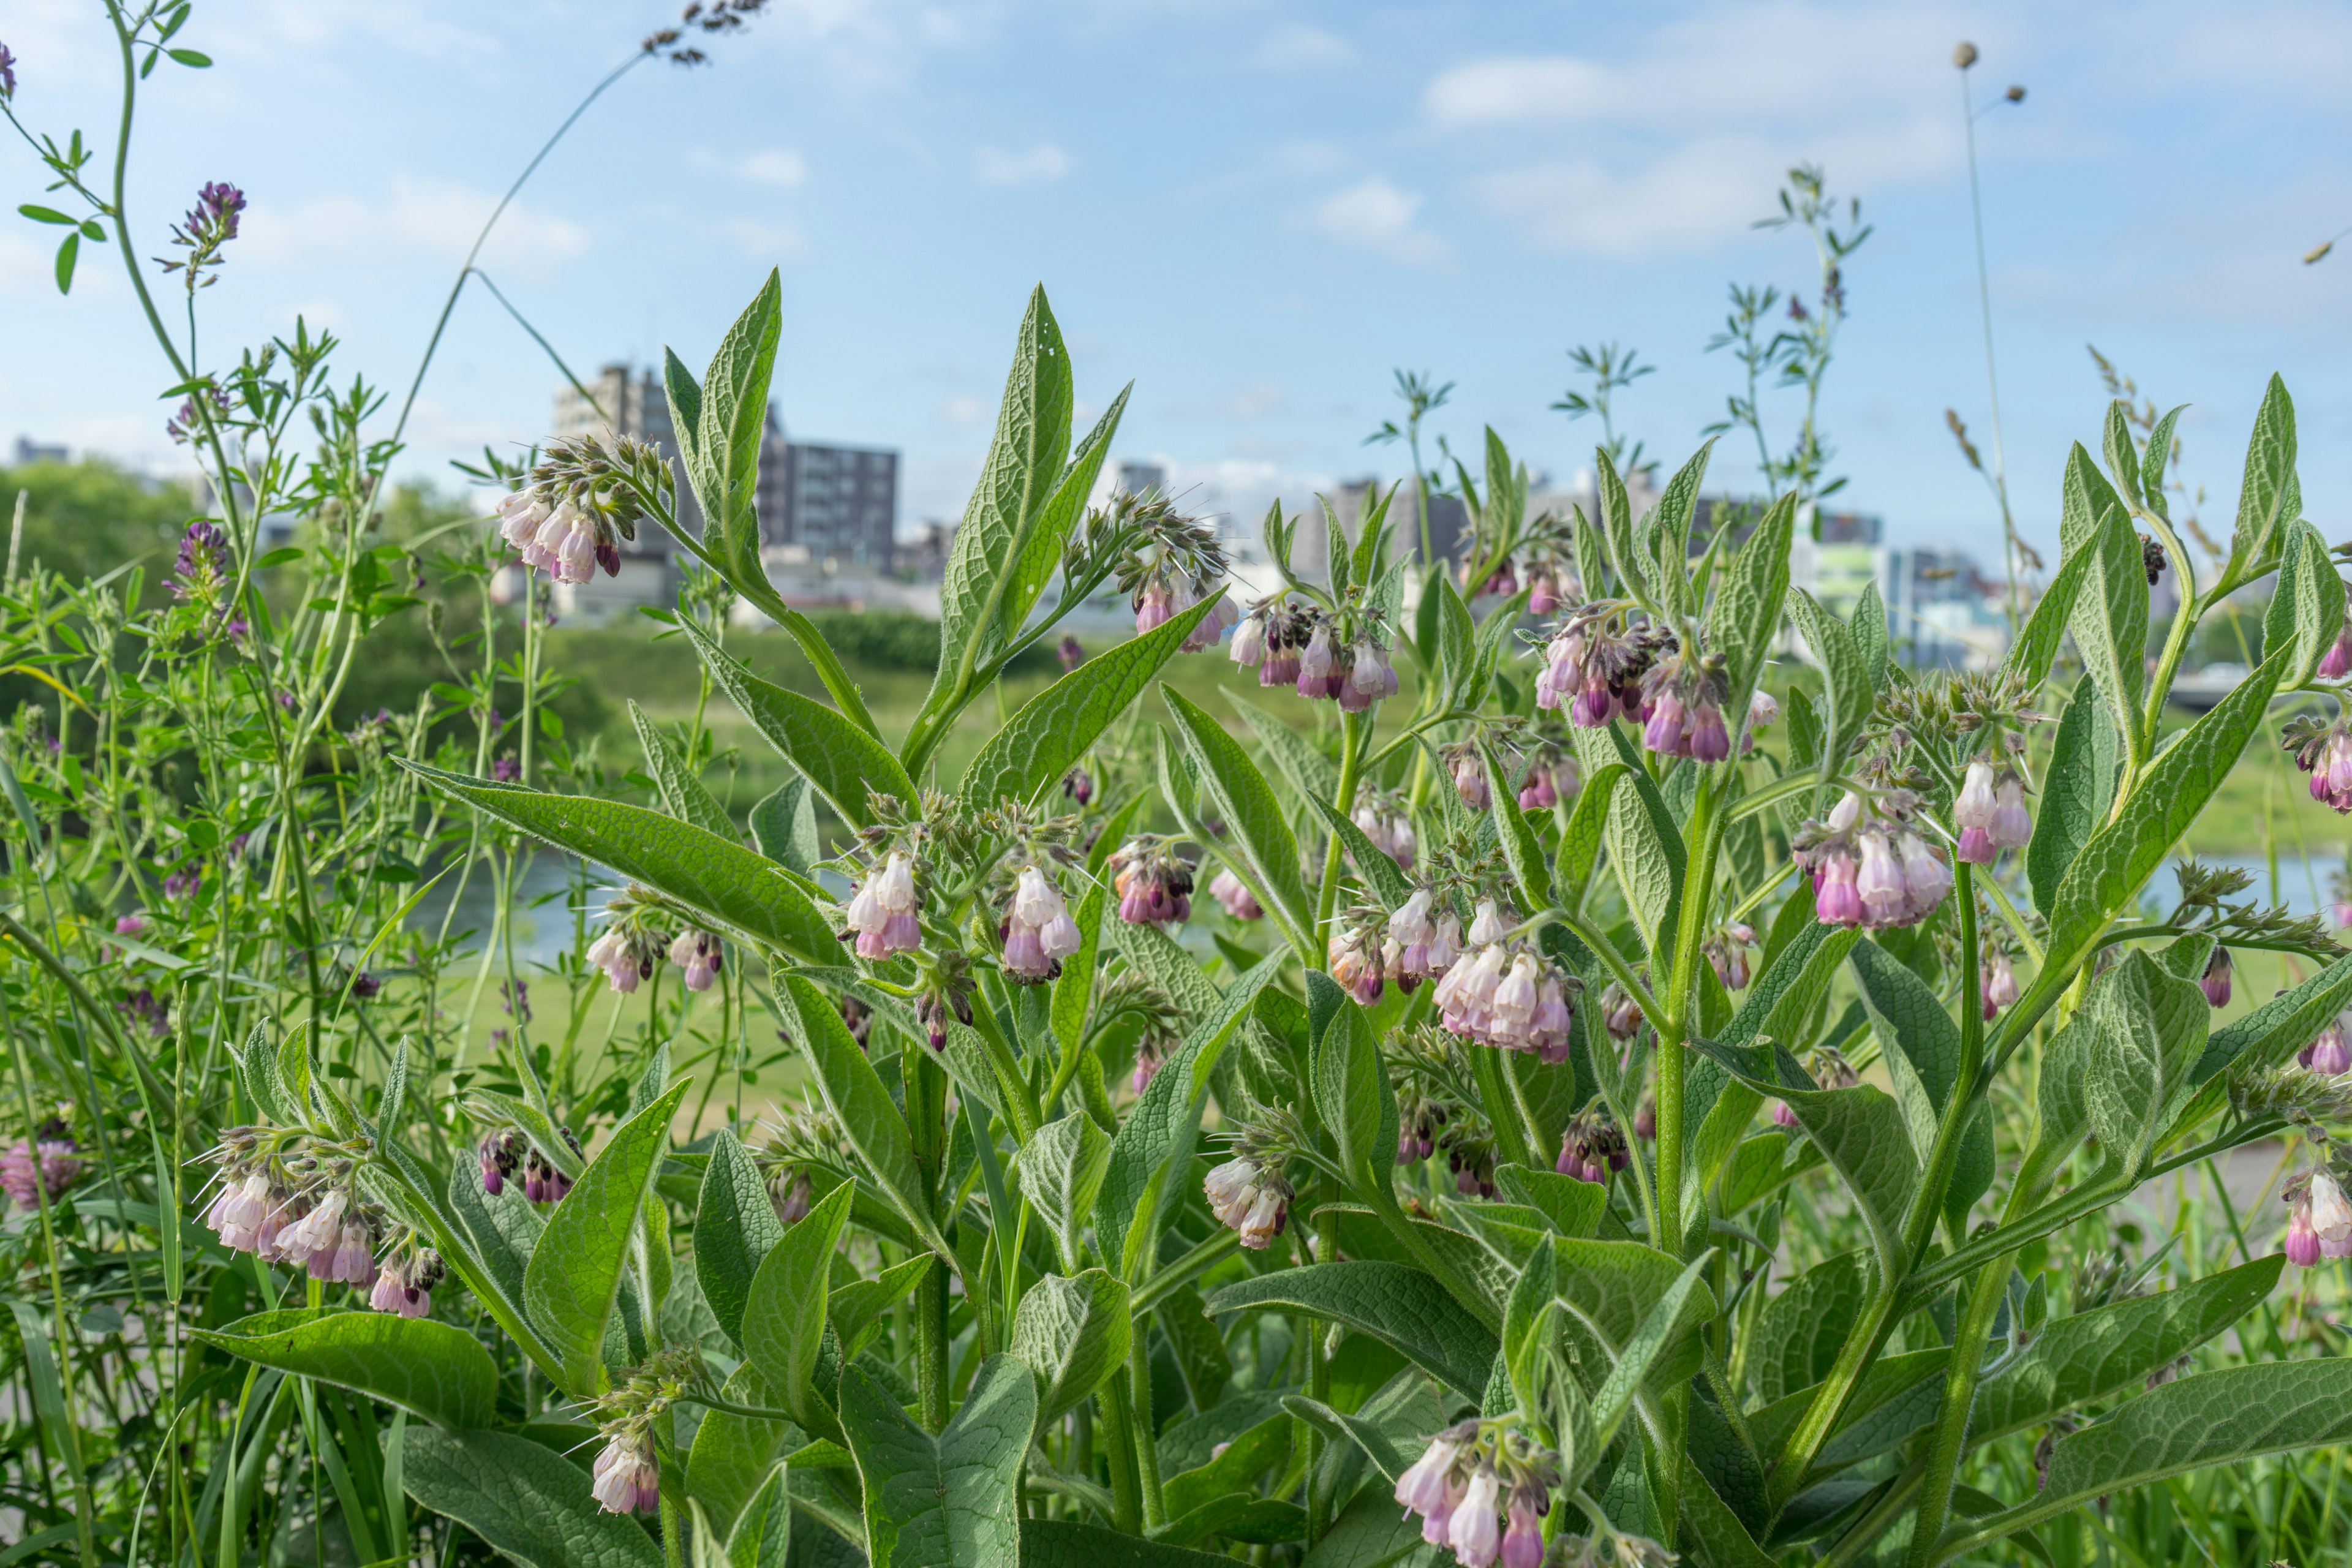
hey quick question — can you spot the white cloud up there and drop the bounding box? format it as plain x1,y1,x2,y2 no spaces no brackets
721,219,812,260
974,143,1072,186
1306,177,1453,269
937,394,989,426
739,148,811,187
241,175,590,284
1253,24,1355,70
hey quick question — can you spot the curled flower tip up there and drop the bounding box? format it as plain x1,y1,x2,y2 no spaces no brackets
668,926,724,990
2320,627,2352,681
590,1428,663,1515
772,1171,813,1225
1772,1099,1801,1130
1208,867,1263,921
1451,750,1492,810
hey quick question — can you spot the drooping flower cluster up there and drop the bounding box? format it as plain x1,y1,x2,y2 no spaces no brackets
1229,597,1310,687
168,519,232,612
846,849,924,959
203,1135,383,1286
1981,945,2019,1019
1000,864,1083,983
2286,718,2352,813
1556,1110,1629,1185
1599,981,1645,1044
478,1130,524,1195
1204,1110,1299,1250
497,491,608,586
771,1170,815,1224
499,430,674,586
1062,767,1092,805
915,965,978,1053
1328,916,1392,1006
592,1429,662,1516
1534,608,1670,728
1952,761,2034,864
1431,900,1574,1061
1110,838,1194,925
162,181,247,289
1703,922,1757,991
1136,572,1241,651
666,927,723,990
2285,1169,2352,1268
1387,888,1466,993
586,920,661,994
1446,744,1492,810
368,1245,446,1319
1634,645,1733,763
1515,750,1579,811
1208,867,1263,921
1392,1419,1559,1567
1772,1046,1860,1129
2199,945,2233,1008
1792,790,1953,930
477,1125,580,1205
588,1348,703,1515
1352,792,1416,867
0,1121,81,1210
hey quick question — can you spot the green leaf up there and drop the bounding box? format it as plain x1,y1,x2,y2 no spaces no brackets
1784,588,1871,785
1565,725,1685,957
1686,921,1855,1179
1851,580,1891,691
723,1461,793,1568
1481,743,1553,910
1436,570,1479,701
1112,918,1224,1028
1595,449,1658,609
1590,1251,1713,1450
2261,521,2342,688
1227,690,1340,804
523,1078,690,1394
1940,1360,2352,1564
1020,1520,1240,1568
697,1128,785,1349
2196,950,2352,1083
402,1427,661,1568
1501,1234,1556,1415
1051,882,1107,1061
1705,1044,1916,1278
1096,953,1284,1280
683,271,783,592
1752,1252,1869,1406
1555,762,1626,912
2103,398,2144,507
1848,939,1992,1229
1008,1268,1133,1433
399,764,840,963
2080,950,2209,1178
2027,684,2120,916
742,1183,852,1430
1541,1237,1718,1395
2042,650,2288,977
830,1255,934,1355
677,618,914,827
192,1309,496,1429
18,204,78,225
1162,688,1315,940
778,975,948,1257
2059,445,2149,756
1204,1262,1498,1401
167,47,211,66
748,778,817,876
235,1020,293,1123
2002,541,2095,690
1016,1112,1112,1272
840,1354,1035,1568
448,1146,541,1315
53,231,78,294
2225,374,2300,577
1493,1164,1609,1238
1700,492,1795,731
630,700,735,841
963,595,1218,809
1302,793,1411,911
922,289,1079,725
688,1363,799,1532
1645,439,1715,618
1969,1256,2283,1446
1308,973,1397,1186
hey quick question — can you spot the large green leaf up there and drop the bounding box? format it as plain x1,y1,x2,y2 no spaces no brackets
778,976,948,1257
192,1309,495,1430
2002,541,2095,690
1020,1521,1240,1567
1969,1256,2283,1445
1303,793,1412,911
1228,688,1341,803
2224,373,2299,577
962,596,1218,809
679,618,914,828
1480,743,1553,910
2081,949,2209,1178
630,700,735,841
742,1182,853,1431
1566,724,1684,956
1162,688,1315,940
723,1463,793,1568
1595,449,1659,609
674,271,782,594
1308,973,1396,1187
1784,587,1871,785
2196,950,2352,1083
2059,444,2149,756
1555,762,1626,912
1753,1252,1869,1406
2026,684,2119,916
399,764,840,964
1112,917,1224,1028
1645,439,1715,618
2041,649,2287,978
1008,1268,1133,1433
523,1078,691,1395
1542,1237,1719,1395
1204,1262,1498,1401
1702,1043,1917,1278
748,778,818,875
697,1128,785,1351
1590,1251,1713,1452
1095,952,1283,1280
1937,1360,2352,1564
1848,939,1992,1229
688,1362,800,1531
921,289,1079,726
1016,1112,1112,1272
2262,521,2342,688
401,1427,661,1568
1700,492,1794,733
829,1256,934,1356
840,1354,1035,1568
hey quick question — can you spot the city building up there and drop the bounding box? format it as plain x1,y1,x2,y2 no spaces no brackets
895,521,957,581
1117,460,1167,499
761,433,897,570
12,438,69,466
546,364,686,624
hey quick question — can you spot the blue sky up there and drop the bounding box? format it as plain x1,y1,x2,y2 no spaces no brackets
7,0,2352,560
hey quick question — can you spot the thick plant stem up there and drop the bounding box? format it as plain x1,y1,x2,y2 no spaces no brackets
907,1050,952,1430
1654,778,1726,1262
1316,712,1366,946
1904,1251,2012,1567
1767,1286,1898,1515
1096,1380,1145,1534
1129,1347,1165,1528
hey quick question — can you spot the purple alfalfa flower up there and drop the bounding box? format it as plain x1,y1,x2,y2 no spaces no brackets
349,971,381,1001
492,754,520,783
168,519,229,603
1058,635,1085,673
500,978,531,1022
190,181,247,243
165,385,232,445
1,1126,82,1210
1,43,18,100
163,864,202,900
118,987,169,1038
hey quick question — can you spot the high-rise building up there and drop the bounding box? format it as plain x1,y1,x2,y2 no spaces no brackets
1117,460,1167,499
546,364,686,623
755,405,898,571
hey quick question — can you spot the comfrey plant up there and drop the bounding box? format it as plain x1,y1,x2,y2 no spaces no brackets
129,262,2351,1568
